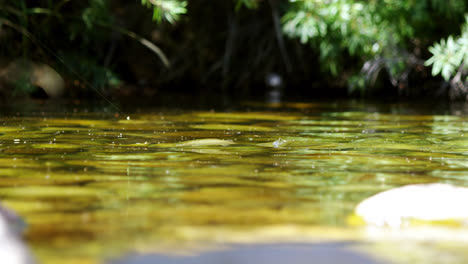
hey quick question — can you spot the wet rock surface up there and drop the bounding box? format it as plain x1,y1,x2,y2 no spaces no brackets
355,183,468,227
0,205,35,264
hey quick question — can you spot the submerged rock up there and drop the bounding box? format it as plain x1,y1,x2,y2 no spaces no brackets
0,205,34,264
355,183,468,228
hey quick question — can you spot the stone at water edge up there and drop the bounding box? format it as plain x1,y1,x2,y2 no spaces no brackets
0,59,64,98
0,205,35,264
355,183,468,228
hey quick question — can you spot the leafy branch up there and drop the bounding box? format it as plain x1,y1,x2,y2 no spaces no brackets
425,15,468,98
141,0,187,23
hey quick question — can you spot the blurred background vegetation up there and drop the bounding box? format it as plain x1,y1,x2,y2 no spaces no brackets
0,0,467,102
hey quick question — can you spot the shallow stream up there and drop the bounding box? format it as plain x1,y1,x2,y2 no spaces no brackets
1,101,468,263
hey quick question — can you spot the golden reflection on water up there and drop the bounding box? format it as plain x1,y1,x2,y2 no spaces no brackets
1,103,468,263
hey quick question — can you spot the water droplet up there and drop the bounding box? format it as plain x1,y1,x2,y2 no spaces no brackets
273,138,286,148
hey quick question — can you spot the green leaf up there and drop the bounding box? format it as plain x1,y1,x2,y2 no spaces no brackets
141,0,187,24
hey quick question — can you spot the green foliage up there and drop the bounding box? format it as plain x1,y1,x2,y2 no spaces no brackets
235,0,260,10
0,0,121,95
426,16,468,80
61,53,121,91
0,0,187,97
283,1,403,69
82,0,113,29
282,0,467,95
2,0,468,100
426,36,466,81
425,15,468,98
141,0,187,23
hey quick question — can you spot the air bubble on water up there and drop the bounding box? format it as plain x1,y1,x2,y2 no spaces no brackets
273,138,286,148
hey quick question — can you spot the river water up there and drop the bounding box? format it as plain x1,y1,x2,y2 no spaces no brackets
1,100,468,263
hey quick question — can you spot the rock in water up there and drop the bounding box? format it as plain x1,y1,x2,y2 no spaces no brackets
0,205,35,264
355,183,468,228
0,59,64,98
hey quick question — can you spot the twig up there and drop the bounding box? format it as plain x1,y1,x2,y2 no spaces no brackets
97,21,170,68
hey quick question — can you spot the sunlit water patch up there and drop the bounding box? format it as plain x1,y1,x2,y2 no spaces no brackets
1,102,468,263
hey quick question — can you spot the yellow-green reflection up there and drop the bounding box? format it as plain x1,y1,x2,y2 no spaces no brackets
1,104,468,263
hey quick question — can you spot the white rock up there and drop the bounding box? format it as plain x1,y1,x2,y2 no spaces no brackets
355,183,468,228
0,207,34,264
31,62,64,98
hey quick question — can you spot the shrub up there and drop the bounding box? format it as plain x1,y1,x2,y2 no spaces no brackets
425,16,468,99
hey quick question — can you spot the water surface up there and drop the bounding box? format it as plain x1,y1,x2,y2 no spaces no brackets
1,101,468,263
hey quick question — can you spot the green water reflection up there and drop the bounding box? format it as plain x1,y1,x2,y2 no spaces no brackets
1,102,468,263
